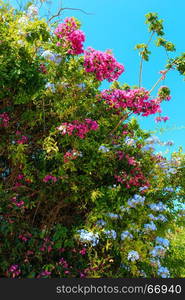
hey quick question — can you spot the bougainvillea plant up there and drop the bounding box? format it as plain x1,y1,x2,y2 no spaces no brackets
0,1,185,278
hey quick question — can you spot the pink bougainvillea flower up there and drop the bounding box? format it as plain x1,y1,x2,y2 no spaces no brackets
54,17,85,55
43,174,57,183
17,174,24,180
11,196,25,208
38,270,51,278
84,47,124,82
155,116,169,123
0,112,10,127
18,235,28,242
79,248,86,255
57,119,99,139
17,135,28,144
8,264,21,278
59,258,69,268
26,250,34,256
99,88,162,116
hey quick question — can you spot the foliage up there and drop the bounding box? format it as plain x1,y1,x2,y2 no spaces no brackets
164,226,185,277
0,1,185,278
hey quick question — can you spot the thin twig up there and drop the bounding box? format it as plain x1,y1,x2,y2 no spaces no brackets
149,75,164,94
109,114,129,136
49,7,94,22
139,32,154,87
104,112,133,144
149,62,176,94
32,201,41,225
138,58,143,88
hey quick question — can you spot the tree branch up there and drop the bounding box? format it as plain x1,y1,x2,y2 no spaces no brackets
49,7,94,22
139,32,154,87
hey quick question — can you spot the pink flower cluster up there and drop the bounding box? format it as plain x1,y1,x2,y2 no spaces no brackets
64,149,81,163
43,174,57,183
8,264,21,278
17,136,28,144
11,196,25,208
54,17,85,55
37,270,51,278
18,232,32,242
39,237,53,253
84,47,124,82
16,131,28,144
57,118,99,139
155,116,169,123
79,248,86,255
0,112,10,127
17,174,24,180
115,167,150,189
59,257,69,269
100,88,161,116
117,151,137,166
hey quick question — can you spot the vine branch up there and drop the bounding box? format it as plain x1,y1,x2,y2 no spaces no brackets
139,32,154,87
49,7,93,22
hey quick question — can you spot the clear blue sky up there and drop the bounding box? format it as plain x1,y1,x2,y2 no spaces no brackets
9,0,185,157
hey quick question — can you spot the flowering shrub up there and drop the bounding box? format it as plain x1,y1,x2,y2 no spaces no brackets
54,17,85,55
0,1,185,278
84,48,124,81
99,88,161,116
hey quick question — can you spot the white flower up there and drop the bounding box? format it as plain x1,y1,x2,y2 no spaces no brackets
157,266,170,278
41,50,62,64
163,187,174,192
150,258,161,268
150,245,166,257
121,231,133,240
77,229,99,246
96,219,106,227
168,167,177,174
18,16,29,25
124,137,135,146
120,205,130,213
148,213,156,220
164,141,174,146
57,124,67,134
144,221,157,231
27,5,39,17
106,213,120,219
139,186,148,192
146,136,160,144
127,194,145,208
45,82,56,93
149,202,167,212
156,214,167,222
98,145,110,153
155,237,169,248
127,250,139,262
104,229,117,240
148,213,167,223
17,40,24,46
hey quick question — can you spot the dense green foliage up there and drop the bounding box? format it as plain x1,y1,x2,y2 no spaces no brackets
0,1,185,278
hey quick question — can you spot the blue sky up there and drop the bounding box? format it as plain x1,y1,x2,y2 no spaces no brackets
9,0,185,157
